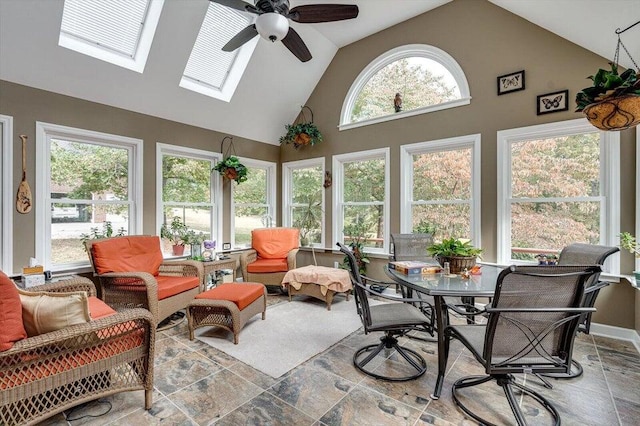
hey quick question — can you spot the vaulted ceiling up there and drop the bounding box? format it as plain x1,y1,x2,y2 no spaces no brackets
0,0,637,145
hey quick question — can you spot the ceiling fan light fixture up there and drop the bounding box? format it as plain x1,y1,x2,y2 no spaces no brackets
255,13,289,42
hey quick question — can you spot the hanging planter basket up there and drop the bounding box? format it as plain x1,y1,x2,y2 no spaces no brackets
280,106,323,149
575,21,640,131
213,137,248,184
582,94,640,131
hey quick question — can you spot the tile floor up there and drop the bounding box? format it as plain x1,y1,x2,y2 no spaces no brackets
39,294,640,425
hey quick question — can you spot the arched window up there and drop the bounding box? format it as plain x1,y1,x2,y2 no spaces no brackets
339,44,471,130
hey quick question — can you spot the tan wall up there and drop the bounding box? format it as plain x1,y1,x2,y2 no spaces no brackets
0,80,279,273
285,0,638,330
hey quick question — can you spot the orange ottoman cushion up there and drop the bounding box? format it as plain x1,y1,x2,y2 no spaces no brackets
156,276,200,300
247,258,289,273
196,283,264,311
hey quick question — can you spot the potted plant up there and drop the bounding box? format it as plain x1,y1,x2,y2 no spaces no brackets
619,232,640,281
575,63,640,131
413,219,437,236
183,229,206,259
293,191,322,246
213,156,248,183
279,122,323,149
80,221,126,251
427,237,482,274
160,216,188,256
341,217,371,275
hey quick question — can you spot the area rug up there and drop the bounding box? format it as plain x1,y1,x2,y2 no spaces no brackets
195,296,369,378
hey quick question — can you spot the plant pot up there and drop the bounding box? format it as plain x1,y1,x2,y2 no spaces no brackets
583,94,640,131
300,237,310,247
436,255,477,275
224,168,238,181
191,244,202,258
172,244,185,256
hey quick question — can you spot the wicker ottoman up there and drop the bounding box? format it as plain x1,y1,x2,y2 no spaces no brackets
187,283,266,344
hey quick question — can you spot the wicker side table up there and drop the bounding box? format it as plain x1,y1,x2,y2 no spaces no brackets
200,258,237,290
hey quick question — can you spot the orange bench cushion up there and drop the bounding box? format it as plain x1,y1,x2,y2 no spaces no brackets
0,271,27,352
247,258,289,273
91,236,163,276
155,276,199,300
196,283,264,311
251,228,299,259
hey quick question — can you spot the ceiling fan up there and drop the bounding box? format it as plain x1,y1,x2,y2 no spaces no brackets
210,0,359,62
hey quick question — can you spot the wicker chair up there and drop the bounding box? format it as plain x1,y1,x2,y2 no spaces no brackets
239,227,299,291
85,235,202,325
0,277,155,426
444,265,600,426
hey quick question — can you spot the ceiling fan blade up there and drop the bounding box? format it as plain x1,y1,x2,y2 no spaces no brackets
281,27,312,62
288,4,359,23
209,0,259,14
222,24,259,52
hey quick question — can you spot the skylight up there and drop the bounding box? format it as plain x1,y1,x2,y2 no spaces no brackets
180,2,258,103
59,0,164,73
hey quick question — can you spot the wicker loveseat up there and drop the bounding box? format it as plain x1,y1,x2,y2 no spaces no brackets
0,275,155,426
85,235,202,325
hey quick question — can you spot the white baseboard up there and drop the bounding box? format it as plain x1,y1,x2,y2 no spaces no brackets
589,322,640,354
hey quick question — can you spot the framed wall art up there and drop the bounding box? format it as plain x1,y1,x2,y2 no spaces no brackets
497,70,525,95
536,90,569,115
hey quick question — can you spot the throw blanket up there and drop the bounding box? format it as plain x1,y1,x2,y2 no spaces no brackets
281,265,352,295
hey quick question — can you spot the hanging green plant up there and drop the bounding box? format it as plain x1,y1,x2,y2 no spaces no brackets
279,106,323,149
213,156,248,183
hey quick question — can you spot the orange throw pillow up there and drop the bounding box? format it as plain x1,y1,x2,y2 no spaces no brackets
0,271,27,351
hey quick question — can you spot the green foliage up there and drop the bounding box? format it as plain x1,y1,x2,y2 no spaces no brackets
80,221,126,251
293,191,322,245
162,155,212,203
160,216,188,246
279,122,323,149
413,220,437,235
352,58,457,122
427,237,482,258
575,63,640,112
619,232,640,258
183,230,206,245
341,216,371,274
213,156,248,183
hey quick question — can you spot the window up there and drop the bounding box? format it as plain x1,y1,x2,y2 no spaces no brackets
400,135,481,244
35,122,143,270
0,115,13,273
333,148,390,253
180,1,258,102
59,0,164,73
339,44,470,130
231,158,276,248
157,144,222,256
497,118,620,269
282,158,325,247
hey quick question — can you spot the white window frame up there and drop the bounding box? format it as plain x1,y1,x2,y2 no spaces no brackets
35,122,143,271
400,134,481,245
339,44,471,131
0,115,13,274
282,157,325,248
333,148,390,254
497,118,620,271
58,0,164,73
635,130,640,272
156,143,223,253
230,157,277,248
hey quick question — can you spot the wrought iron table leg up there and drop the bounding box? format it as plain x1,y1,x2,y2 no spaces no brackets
431,295,448,400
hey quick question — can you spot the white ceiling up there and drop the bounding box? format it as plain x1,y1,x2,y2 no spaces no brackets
0,0,638,146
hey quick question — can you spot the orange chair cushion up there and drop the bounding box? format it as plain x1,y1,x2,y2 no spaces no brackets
251,228,299,259
155,276,199,300
196,283,264,311
88,297,117,320
247,258,289,273
0,271,27,351
91,236,164,276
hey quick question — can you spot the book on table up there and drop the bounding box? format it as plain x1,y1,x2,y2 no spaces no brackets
388,260,442,275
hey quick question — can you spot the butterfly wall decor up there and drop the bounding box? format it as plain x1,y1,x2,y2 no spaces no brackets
497,70,525,95
536,90,569,115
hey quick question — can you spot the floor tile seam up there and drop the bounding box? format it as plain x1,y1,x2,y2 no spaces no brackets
153,335,198,368
204,385,274,426
158,394,200,426
159,368,224,398
219,363,283,393
592,336,624,426
354,382,426,421
261,387,322,424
